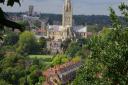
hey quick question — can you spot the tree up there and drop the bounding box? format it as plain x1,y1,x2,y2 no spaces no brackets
0,52,27,85
0,1,43,85
4,32,19,45
61,39,71,52
16,31,39,54
0,0,23,40
28,70,39,85
16,20,29,30
0,79,10,85
66,41,81,57
73,3,128,85
0,0,22,29
52,54,69,66
38,37,46,49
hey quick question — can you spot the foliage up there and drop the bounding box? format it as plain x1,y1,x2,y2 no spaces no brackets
0,79,10,85
16,32,47,55
0,53,26,85
38,37,46,48
0,0,23,40
16,31,39,54
28,58,45,85
65,38,89,58
16,20,29,30
3,32,19,45
65,41,81,57
29,55,53,70
51,54,69,66
0,1,46,85
98,27,111,38
61,39,71,52
0,0,21,26
0,0,20,6
71,56,81,62
73,3,128,85
73,58,111,85
0,51,45,85
28,70,39,85
73,30,128,84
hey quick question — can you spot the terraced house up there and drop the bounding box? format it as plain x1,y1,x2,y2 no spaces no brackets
43,61,81,85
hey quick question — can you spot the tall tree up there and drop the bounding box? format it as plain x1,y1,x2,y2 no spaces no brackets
4,32,19,45
16,31,39,55
73,3,128,85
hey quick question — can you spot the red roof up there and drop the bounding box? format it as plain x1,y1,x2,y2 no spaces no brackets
43,61,81,77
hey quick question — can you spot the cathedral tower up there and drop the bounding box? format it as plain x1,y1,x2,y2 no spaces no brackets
62,0,73,27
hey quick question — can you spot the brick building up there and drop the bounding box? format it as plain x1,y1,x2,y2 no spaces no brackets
43,61,81,85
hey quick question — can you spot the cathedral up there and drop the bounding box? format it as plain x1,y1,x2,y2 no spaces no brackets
47,0,73,41
47,0,90,54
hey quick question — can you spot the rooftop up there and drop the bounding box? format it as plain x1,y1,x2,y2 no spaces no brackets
43,61,81,77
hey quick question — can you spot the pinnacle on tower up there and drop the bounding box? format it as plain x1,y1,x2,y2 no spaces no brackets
65,0,72,12
63,0,72,27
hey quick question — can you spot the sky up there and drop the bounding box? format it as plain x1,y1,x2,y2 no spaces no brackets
0,0,128,15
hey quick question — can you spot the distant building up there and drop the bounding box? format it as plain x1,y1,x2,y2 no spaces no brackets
28,5,34,16
46,0,93,54
47,0,92,42
47,40,62,54
47,0,73,41
74,26,93,38
43,61,81,85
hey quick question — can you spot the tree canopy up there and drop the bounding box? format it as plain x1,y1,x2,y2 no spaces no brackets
73,3,128,85
16,31,39,55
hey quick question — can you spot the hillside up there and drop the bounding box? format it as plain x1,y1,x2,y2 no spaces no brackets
40,14,112,26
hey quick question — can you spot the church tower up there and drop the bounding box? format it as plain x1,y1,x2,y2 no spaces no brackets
62,0,72,27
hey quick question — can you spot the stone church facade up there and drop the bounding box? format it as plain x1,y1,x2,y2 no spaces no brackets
46,0,91,54
47,0,73,41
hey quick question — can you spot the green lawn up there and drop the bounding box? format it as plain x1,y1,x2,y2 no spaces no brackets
29,55,53,66
29,55,53,59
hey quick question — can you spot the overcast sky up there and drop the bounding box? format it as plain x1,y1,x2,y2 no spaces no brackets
0,0,128,15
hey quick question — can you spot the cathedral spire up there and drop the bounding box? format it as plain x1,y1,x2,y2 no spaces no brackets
62,0,72,27
65,0,71,12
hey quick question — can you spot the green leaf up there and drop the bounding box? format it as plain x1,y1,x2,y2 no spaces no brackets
0,8,5,19
7,0,15,6
14,0,21,6
0,0,5,3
